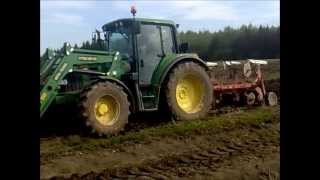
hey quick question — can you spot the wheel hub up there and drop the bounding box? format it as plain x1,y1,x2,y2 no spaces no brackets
176,75,204,113
178,86,187,99
94,95,120,126
97,103,109,115
245,92,256,105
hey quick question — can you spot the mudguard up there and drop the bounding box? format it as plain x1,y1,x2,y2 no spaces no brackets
151,53,209,107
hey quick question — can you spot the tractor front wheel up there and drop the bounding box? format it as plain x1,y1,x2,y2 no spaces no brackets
166,62,213,120
80,82,130,136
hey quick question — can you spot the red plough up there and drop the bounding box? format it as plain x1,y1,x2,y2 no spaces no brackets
207,59,278,107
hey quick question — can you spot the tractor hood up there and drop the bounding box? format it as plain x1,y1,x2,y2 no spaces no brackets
40,43,131,89
41,43,115,75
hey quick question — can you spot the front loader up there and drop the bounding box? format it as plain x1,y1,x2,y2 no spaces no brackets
40,10,213,136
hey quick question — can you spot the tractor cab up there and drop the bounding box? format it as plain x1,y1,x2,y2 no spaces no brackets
101,19,136,70
101,18,182,85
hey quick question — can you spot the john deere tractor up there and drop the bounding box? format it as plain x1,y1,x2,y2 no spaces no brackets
40,16,213,136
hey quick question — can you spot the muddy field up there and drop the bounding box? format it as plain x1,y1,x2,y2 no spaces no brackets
41,59,280,180
41,106,280,180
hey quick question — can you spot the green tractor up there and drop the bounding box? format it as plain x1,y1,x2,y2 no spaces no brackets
40,15,213,136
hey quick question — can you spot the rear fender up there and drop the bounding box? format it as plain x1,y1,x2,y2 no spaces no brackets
151,54,209,107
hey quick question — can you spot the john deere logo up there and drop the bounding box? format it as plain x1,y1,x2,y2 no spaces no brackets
78,56,97,61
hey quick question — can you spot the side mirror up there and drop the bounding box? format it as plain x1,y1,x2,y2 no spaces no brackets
133,21,141,34
179,42,189,53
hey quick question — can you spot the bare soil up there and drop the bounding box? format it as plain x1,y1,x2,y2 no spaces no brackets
41,106,280,180
40,59,280,180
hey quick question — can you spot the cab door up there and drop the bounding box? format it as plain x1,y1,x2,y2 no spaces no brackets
137,24,162,86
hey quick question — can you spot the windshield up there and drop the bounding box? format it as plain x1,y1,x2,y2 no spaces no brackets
105,25,133,57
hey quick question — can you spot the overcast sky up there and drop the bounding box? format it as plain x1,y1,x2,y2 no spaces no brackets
41,0,280,54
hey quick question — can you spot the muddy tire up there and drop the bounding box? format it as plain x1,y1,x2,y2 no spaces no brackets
266,92,278,106
80,82,130,136
166,62,213,120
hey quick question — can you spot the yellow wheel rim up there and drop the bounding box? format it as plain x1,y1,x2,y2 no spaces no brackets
176,75,204,113
94,95,120,126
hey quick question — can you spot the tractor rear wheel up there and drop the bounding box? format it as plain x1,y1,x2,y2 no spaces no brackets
166,62,213,120
80,82,130,136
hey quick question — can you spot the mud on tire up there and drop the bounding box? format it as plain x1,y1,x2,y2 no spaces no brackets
80,81,130,136
166,62,213,120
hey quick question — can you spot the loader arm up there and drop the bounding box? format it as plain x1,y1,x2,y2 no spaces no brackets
40,47,119,117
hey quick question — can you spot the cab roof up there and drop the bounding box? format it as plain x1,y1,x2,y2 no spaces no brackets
102,18,176,30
